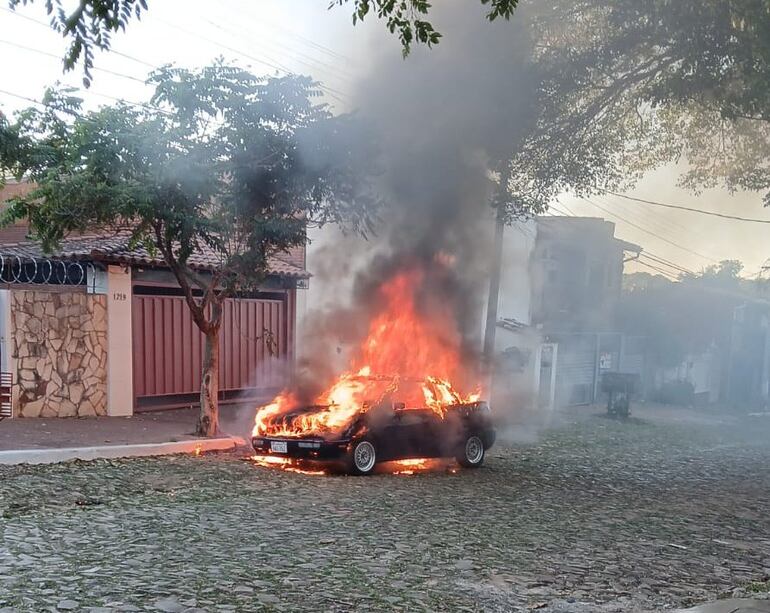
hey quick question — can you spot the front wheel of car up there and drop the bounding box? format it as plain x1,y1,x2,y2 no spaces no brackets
348,439,377,476
456,434,485,468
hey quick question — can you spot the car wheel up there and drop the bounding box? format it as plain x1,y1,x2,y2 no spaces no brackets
456,434,485,468
349,439,377,475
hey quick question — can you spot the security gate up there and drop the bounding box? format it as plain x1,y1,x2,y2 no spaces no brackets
555,334,597,406
0,371,11,417
132,291,295,408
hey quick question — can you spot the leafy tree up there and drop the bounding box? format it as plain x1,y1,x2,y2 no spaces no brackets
335,0,518,56
619,261,748,370
530,0,770,204
8,0,519,84
0,63,379,436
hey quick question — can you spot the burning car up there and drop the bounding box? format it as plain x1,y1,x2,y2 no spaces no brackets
252,269,494,475
252,373,495,475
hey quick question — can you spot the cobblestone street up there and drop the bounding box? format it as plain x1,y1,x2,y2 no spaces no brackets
1,407,769,612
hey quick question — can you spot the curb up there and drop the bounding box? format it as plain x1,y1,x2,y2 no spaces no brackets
0,436,246,465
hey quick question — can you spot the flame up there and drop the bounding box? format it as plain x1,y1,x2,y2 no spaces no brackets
388,458,457,475
253,267,482,440
250,455,327,476
390,458,432,475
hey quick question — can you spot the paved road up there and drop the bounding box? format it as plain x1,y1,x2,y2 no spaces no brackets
1,407,769,612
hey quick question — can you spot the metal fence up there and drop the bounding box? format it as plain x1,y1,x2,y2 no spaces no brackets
547,332,646,407
0,256,93,286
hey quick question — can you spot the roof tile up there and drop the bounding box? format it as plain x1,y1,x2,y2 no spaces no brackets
0,232,309,279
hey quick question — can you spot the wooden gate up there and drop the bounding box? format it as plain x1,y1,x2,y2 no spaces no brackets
132,292,295,408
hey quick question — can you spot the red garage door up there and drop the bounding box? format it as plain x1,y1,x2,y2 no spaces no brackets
132,292,295,406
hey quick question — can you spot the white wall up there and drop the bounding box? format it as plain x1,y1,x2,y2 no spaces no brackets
496,220,538,328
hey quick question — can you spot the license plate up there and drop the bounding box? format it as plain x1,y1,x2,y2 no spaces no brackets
270,441,288,453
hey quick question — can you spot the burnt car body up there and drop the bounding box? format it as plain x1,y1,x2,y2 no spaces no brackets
252,400,496,475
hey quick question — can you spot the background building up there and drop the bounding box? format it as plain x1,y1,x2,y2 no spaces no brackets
491,216,643,410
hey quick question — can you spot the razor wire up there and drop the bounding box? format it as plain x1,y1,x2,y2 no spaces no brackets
0,255,93,286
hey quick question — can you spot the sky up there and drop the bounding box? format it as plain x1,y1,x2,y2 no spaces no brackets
1,0,769,280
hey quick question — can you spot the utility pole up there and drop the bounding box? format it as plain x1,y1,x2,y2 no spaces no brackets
483,210,505,363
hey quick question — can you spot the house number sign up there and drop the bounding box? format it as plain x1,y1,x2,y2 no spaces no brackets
113,292,128,301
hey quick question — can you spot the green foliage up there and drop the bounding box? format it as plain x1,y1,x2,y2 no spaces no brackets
9,0,147,87
619,261,750,368
332,0,517,56
0,62,380,326
531,0,770,204
0,61,380,435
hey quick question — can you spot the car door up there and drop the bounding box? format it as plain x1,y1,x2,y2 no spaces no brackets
365,404,404,461
383,409,439,459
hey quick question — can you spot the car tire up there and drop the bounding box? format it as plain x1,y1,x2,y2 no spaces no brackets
456,434,485,468
348,439,377,476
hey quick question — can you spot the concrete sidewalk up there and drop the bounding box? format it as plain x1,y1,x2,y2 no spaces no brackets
0,405,255,464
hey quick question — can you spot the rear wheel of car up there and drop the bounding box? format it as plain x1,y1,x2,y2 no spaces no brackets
349,439,377,475
456,434,485,468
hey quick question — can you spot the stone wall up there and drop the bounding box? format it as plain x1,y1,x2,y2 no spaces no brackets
11,290,108,417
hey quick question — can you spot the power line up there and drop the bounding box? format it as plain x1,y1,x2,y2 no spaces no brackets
639,252,687,272
633,259,679,281
221,0,352,64
201,16,354,84
156,18,347,104
600,189,770,224
0,88,47,108
590,193,722,269
638,252,693,276
4,5,348,105
0,39,146,84
596,192,693,238
556,202,578,216
580,197,719,263
0,84,172,117
0,6,157,70
548,205,573,217
550,201,698,276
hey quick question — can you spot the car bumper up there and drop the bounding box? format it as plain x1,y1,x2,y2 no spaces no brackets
251,437,351,462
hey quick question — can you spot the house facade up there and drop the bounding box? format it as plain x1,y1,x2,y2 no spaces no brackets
0,187,308,419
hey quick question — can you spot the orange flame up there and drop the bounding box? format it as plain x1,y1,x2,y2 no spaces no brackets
253,267,481,440
250,455,327,476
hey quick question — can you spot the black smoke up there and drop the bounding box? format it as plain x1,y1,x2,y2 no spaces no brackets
297,2,542,393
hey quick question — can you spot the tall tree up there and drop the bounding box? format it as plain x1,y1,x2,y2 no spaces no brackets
527,0,770,204
0,63,379,436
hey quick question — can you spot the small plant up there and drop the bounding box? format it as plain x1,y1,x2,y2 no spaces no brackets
745,579,770,594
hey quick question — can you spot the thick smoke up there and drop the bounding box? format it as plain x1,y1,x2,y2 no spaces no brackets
296,2,542,401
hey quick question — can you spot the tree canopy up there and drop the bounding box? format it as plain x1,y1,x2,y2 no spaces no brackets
0,62,380,435
619,260,751,370
527,0,770,205
8,0,768,210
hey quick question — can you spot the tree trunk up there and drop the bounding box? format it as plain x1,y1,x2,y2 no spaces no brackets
197,326,221,437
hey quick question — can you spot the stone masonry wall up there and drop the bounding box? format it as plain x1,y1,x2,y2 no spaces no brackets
11,290,108,417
